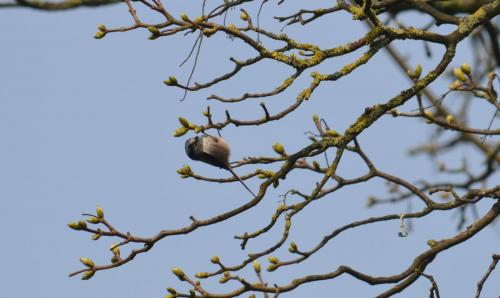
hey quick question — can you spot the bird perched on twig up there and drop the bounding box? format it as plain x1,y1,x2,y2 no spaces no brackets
185,135,256,197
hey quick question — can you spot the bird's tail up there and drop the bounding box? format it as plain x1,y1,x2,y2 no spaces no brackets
227,167,257,198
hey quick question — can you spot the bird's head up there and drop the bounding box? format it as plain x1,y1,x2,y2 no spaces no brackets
185,136,200,160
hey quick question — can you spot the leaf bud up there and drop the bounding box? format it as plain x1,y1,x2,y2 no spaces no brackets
272,143,285,155
453,68,466,82
210,255,220,264
180,13,189,22
178,117,190,128
87,216,101,224
81,270,95,280
324,129,339,137
80,257,95,268
414,64,422,78
312,114,319,123
460,63,471,75
173,127,188,137
171,267,185,280
268,256,279,264
448,80,462,90
68,221,82,230
111,255,120,264
445,114,454,124
78,220,87,229
163,76,178,86
252,261,261,273
111,244,120,257
94,31,106,39
195,272,209,279
240,11,249,21
148,26,160,35
427,239,438,248
96,206,104,219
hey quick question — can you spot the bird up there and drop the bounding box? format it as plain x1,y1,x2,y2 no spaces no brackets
185,135,256,197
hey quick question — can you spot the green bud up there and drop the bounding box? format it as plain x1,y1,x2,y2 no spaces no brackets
202,28,217,38
163,76,178,86
193,16,204,23
165,294,176,298
445,114,454,124
111,244,120,257
312,161,320,170
194,126,202,133
266,264,278,272
78,220,87,229
219,277,229,284
448,80,462,90
176,165,192,177
252,261,261,273
173,127,188,137
178,117,190,128
166,287,177,294
91,233,101,241
414,64,422,78
97,24,106,32
210,255,220,264
86,216,101,224
68,221,82,230
240,11,249,21
312,114,319,123
80,257,95,268
171,267,185,280
427,239,438,248
176,165,192,176
94,31,106,39
460,63,471,75
454,68,466,82
180,13,189,22
96,206,104,219
288,241,298,253
272,143,285,155
111,255,120,264
227,24,238,32
324,129,339,137
268,256,279,264
195,272,209,279
424,110,434,124
148,26,160,35
81,270,95,280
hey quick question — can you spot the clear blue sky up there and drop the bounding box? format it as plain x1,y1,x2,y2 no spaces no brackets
0,2,498,298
